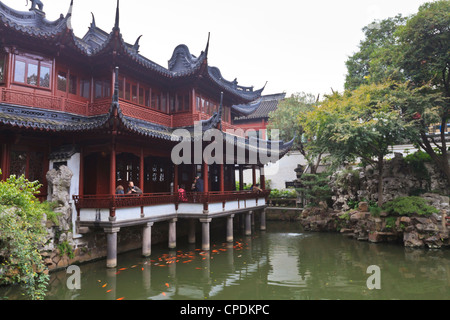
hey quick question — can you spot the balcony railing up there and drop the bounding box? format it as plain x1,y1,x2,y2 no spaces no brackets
73,190,270,222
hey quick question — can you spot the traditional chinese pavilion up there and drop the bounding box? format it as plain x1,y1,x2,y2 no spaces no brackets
0,0,293,267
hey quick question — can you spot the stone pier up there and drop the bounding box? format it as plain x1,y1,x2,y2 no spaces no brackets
105,227,120,268
142,222,154,257
200,218,212,251
260,209,266,231
188,219,196,244
227,214,235,243
168,218,177,249
245,211,252,236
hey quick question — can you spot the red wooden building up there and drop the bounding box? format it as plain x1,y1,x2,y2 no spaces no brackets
0,0,293,267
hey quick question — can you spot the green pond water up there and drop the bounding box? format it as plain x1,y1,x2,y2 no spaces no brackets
2,221,450,300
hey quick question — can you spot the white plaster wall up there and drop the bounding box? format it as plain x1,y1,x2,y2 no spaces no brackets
177,203,205,214
236,151,307,190
79,208,110,222
143,204,177,218
116,207,142,221
246,199,257,207
224,200,239,211
208,202,223,214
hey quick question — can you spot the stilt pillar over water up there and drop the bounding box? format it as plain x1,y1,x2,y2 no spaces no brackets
227,214,235,243
169,218,177,249
188,219,196,244
260,209,267,231
105,227,120,268
245,211,253,236
142,222,154,257
245,211,252,236
200,218,212,251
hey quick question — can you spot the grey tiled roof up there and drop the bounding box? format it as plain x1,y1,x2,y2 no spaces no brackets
0,1,264,103
233,93,286,121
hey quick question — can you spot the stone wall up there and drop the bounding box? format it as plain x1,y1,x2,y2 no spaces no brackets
300,196,450,249
330,153,449,211
265,208,302,221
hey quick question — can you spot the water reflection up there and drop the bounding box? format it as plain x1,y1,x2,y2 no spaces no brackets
2,221,450,300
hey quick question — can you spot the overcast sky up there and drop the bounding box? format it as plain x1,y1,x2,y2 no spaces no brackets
3,0,432,97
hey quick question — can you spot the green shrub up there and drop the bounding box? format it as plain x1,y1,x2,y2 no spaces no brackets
0,171,53,300
370,206,382,217
57,240,75,259
297,173,332,207
404,150,432,185
385,216,397,230
404,150,432,164
382,196,439,217
269,189,297,199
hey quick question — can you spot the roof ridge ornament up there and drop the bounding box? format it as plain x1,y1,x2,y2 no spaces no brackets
205,32,210,57
26,0,45,17
66,0,74,30
133,35,143,53
114,0,120,30
26,0,43,11
90,12,96,29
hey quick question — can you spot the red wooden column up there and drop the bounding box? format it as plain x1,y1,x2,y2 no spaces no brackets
5,49,12,88
110,140,116,195
109,139,117,221
260,166,266,190
252,165,257,186
1,143,9,181
174,164,179,192
79,146,84,196
203,160,209,193
219,164,225,192
191,88,196,114
239,165,244,191
140,147,144,192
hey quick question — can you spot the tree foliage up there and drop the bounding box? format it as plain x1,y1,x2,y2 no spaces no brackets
296,173,332,207
0,171,52,300
383,196,439,217
267,92,322,173
345,15,407,90
301,82,412,205
344,0,450,186
267,92,316,149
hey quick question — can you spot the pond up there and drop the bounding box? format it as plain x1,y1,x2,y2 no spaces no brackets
1,221,450,300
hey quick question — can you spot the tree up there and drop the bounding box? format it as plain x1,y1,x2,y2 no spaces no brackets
0,171,53,300
396,0,450,185
344,0,450,186
345,15,407,91
267,92,323,173
301,82,412,206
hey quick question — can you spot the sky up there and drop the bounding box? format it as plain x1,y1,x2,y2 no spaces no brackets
3,0,432,97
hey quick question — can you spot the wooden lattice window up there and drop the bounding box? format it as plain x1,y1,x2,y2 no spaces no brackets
9,151,27,177
152,163,158,182
28,152,44,182
14,56,51,89
9,150,45,183
94,79,111,99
